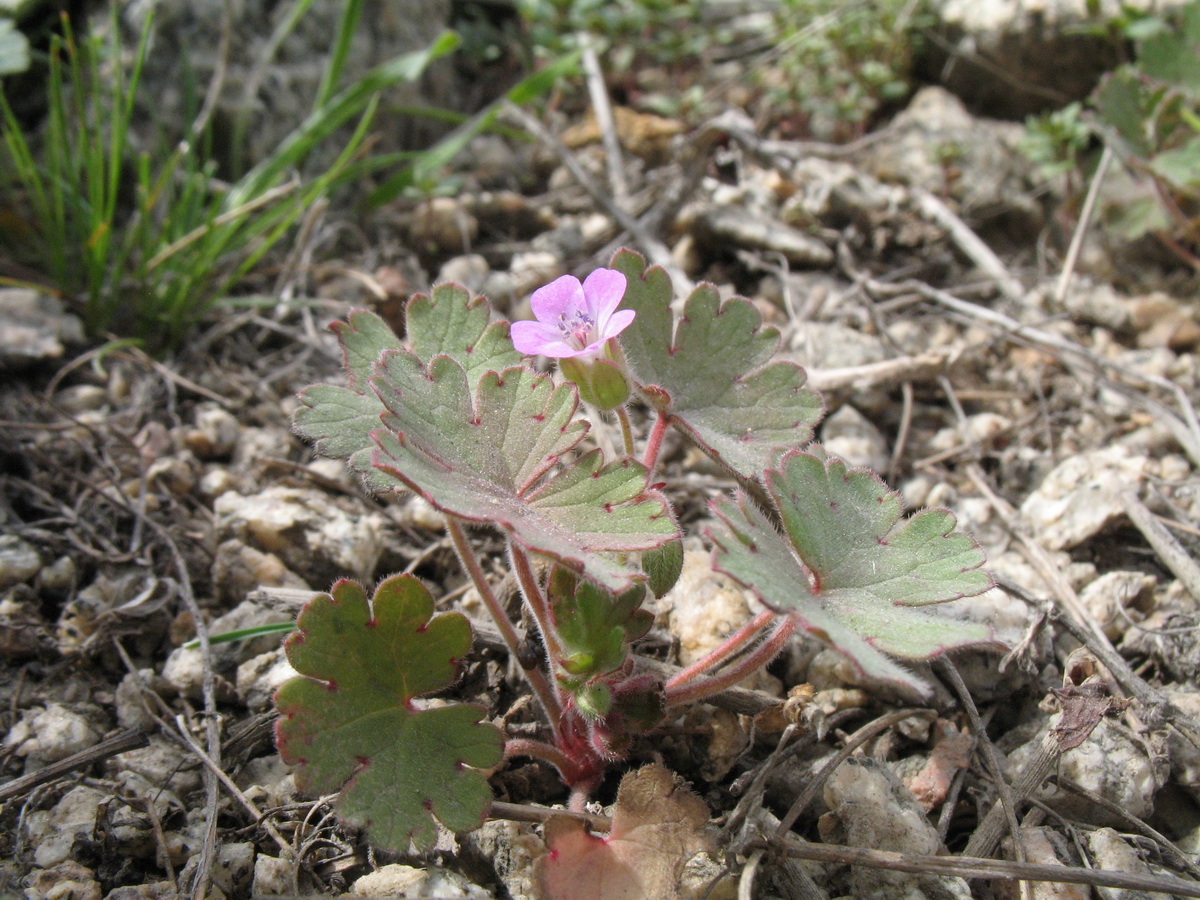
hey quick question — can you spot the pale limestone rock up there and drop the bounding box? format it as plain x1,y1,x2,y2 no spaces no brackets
350,864,492,898
25,786,106,867
1078,570,1157,640
819,756,970,899
1020,446,1148,550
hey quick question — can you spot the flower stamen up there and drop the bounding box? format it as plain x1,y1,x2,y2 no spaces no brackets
557,311,595,350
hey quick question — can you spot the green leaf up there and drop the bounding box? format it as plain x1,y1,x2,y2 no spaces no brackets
334,308,405,390
294,382,405,493
1139,2,1200,97
295,310,405,492
275,575,503,852
1151,134,1200,190
408,282,521,385
1093,67,1157,158
549,567,652,686
611,249,823,480
708,449,997,696
642,537,684,599
370,354,677,591
294,288,519,494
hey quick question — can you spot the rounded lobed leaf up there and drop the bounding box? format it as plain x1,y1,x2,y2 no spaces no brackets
611,248,824,480
275,574,503,852
708,448,999,696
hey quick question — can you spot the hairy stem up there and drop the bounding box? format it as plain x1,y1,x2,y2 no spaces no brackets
614,404,636,457
509,540,566,666
665,609,776,687
446,517,564,728
664,616,795,708
504,737,579,778
506,737,605,803
642,411,669,473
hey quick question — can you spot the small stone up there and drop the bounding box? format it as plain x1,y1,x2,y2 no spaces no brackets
682,705,748,782
252,854,295,896
231,426,294,472
1007,827,1090,900
411,197,479,257
806,648,859,691
350,863,492,898
1162,688,1200,805
23,860,101,900
462,820,541,900
25,785,106,867
659,550,752,669
214,486,386,586
1020,446,1148,550
400,495,445,532
183,404,240,459
507,251,562,298
111,738,202,798
145,453,198,495
791,321,888,369
237,648,297,713
178,841,255,898
436,253,490,291
693,206,833,267
55,384,108,414
820,405,889,472
1008,715,1165,825
162,598,291,700
37,555,77,592
100,881,177,900
1086,827,1165,894
820,756,971,899
927,412,1012,454
0,288,84,369
238,755,297,810
0,534,43,591
1079,571,1157,641
211,538,307,607
1060,282,1133,332
0,592,51,659
6,703,102,769
198,467,238,500
114,669,173,731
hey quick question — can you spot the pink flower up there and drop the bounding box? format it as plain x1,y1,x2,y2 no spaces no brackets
511,269,634,359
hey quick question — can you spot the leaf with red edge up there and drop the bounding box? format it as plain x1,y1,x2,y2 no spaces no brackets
368,353,677,591
275,575,503,852
294,284,519,493
611,249,824,480
708,448,998,697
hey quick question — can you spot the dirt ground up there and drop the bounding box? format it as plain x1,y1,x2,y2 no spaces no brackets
4,43,1200,900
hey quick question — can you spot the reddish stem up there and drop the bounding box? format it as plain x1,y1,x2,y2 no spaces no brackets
446,517,564,731
509,540,566,666
505,733,606,802
664,609,776,689
504,738,578,777
642,411,670,473
664,616,795,708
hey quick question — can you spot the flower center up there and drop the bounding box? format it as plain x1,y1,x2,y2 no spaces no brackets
556,310,595,350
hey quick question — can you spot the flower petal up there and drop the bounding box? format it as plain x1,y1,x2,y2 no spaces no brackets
530,275,585,324
581,269,627,323
604,308,636,340
511,319,569,355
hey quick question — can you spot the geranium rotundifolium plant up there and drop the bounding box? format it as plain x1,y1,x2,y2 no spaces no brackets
279,249,1000,852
